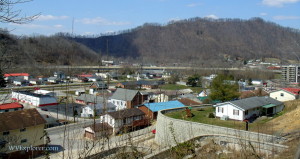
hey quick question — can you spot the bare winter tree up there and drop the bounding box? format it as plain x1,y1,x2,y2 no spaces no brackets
0,0,39,88
0,0,40,24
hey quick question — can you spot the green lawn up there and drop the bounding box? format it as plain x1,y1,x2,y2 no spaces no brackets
165,107,276,134
160,84,202,93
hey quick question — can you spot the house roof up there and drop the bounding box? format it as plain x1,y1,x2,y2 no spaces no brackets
13,91,54,98
215,96,283,111
239,89,269,99
76,94,104,104
282,88,300,95
0,103,23,110
110,88,139,101
90,81,107,88
0,109,46,132
107,108,145,119
4,73,29,77
86,122,113,132
78,74,93,78
141,100,185,112
178,98,202,106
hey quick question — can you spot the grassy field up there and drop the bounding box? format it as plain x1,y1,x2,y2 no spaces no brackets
165,105,298,135
160,84,202,93
165,107,247,131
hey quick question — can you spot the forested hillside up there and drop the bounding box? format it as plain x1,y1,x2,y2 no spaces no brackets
72,17,300,66
1,17,300,67
0,29,99,67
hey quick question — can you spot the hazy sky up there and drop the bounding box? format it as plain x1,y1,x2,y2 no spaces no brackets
1,0,300,36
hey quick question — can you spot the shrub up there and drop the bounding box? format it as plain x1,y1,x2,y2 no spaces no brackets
208,113,215,118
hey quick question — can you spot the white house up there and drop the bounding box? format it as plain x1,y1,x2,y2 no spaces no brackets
81,102,116,118
214,96,284,121
13,79,27,86
252,79,263,85
109,88,144,110
269,88,300,102
47,77,59,84
100,108,145,134
198,89,211,97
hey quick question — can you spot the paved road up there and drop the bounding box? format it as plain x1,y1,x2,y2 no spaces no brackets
42,122,155,159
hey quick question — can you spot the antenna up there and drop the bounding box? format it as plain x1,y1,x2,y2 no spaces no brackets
71,17,74,36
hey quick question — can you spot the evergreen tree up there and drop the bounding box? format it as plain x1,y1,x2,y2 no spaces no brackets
186,74,202,87
0,70,6,88
209,74,240,102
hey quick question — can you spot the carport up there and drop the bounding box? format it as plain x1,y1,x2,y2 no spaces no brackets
261,104,276,116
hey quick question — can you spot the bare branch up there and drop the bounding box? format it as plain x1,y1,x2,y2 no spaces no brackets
0,0,40,24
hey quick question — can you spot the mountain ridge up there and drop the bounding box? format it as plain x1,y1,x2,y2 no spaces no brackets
71,17,300,66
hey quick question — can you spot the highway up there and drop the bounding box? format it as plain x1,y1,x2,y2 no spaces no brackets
44,65,281,72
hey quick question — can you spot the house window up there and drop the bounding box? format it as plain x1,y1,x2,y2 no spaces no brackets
14,108,19,111
5,110,9,112
3,131,9,135
280,93,284,97
245,110,248,115
123,118,126,124
233,109,239,115
20,128,26,132
21,139,27,143
218,107,224,113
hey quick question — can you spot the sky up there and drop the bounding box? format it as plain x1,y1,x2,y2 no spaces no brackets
0,0,300,36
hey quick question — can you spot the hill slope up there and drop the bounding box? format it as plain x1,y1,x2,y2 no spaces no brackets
0,29,99,67
72,17,300,66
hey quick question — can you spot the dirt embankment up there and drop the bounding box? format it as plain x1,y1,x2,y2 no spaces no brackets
269,100,300,134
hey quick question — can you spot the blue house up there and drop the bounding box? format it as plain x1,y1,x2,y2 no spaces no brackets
138,100,185,119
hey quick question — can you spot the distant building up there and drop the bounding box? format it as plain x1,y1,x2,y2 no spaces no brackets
0,109,47,158
89,81,108,95
116,80,160,89
4,73,29,82
0,103,23,113
11,91,58,107
281,65,300,83
270,88,300,102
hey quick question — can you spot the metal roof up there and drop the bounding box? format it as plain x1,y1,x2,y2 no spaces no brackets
107,108,144,119
110,88,139,101
76,94,104,103
141,100,185,112
262,104,277,109
217,96,283,111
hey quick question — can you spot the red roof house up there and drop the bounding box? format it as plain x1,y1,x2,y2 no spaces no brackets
270,87,300,102
282,88,300,95
0,102,23,113
4,73,29,77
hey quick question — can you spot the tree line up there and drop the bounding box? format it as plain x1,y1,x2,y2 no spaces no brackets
72,17,300,66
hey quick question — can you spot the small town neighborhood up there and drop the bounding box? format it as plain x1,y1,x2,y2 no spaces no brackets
0,65,300,158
